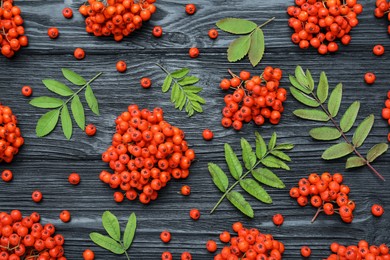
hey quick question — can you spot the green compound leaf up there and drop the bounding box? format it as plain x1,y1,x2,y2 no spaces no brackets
171,68,189,79
293,109,329,122
289,87,320,107
346,156,366,169
71,95,85,130
309,127,341,141
289,75,311,94
328,83,342,117
42,79,74,97
241,138,257,170
228,35,251,62
62,68,87,86
255,132,267,159
29,96,64,109
240,179,272,204
162,75,173,93
340,101,360,132
352,114,374,148
216,18,257,34
367,143,388,163
123,213,137,250
322,142,354,160
226,191,254,218
248,28,264,67
36,109,60,137
61,105,72,140
208,163,229,193
89,233,125,255
85,85,100,115
102,211,121,242
224,143,242,180
317,71,329,103
252,168,285,189
295,66,309,88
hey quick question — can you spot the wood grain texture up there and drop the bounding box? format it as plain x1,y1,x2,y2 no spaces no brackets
0,0,389,259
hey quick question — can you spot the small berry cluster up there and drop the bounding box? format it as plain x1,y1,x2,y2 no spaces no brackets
0,210,66,259
0,104,24,163
159,231,194,260
374,0,390,34
290,172,355,223
0,0,28,58
382,90,390,142
326,241,389,260
100,105,195,204
219,67,286,130
212,222,285,260
79,0,157,42
287,0,363,54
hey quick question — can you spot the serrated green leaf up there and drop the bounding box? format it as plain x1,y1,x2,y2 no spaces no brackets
171,83,180,103
71,95,85,130
227,35,251,62
240,179,272,204
224,143,242,180
290,87,320,107
178,76,199,86
367,143,388,163
171,68,189,79
268,132,277,150
328,83,342,117
261,156,290,170
102,211,121,242
309,127,341,141
186,92,206,104
85,85,99,115
216,18,257,34
42,79,74,97
89,233,125,254
295,66,309,88
61,105,72,140
306,69,314,91
255,132,267,159
252,168,285,189
36,109,60,137
175,89,186,109
274,143,294,150
317,71,329,103
162,75,173,93
62,68,87,86
208,163,229,192
191,101,203,113
270,150,291,162
289,75,311,94
241,138,256,170
248,28,264,67
30,97,64,109
293,109,329,122
183,86,203,94
123,213,136,250
226,191,254,218
340,101,360,132
352,114,374,148
346,156,366,169
322,142,354,160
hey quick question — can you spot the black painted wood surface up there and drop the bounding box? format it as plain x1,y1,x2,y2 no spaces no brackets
0,0,389,259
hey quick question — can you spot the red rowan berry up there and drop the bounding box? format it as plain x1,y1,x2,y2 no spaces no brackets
202,129,214,140
1,169,13,182
152,26,163,37
185,4,196,15
180,185,191,196
373,44,385,56
47,27,59,39
162,252,173,260
206,240,218,253
68,173,80,185
272,213,284,226
83,249,95,260
140,77,152,88
85,124,97,136
62,7,73,19
364,72,376,84
301,246,311,257
22,86,33,97
219,231,231,243
371,204,384,217
189,208,200,220
160,230,171,243
59,210,71,223
208,28,218,39
189,47,199,58
116,60,127,73
74,48,85,60
32,190,43,203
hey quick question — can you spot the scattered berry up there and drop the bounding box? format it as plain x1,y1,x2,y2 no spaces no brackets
116,60,127,73
160,230,171,243
62,7,73,19
185,4,196,15
1,169,13,182
59,210,71,223
47,27,59,39
189,209,200,220
180,185,191,196
74,47,85,60
301,246,311,257
202,129,214,141
371,204,384,217
68,173,80,185
373,44,385,56
152,26,163,37
208,28,218,39
189,47,199,58
272,213,284,226
32,190,43,203
85,123,97,136
181,252,192,260
206,240,218,253
140,77,152,88
83,249,95,260
22,86,32,97
162,251,172,260
364,72,376,84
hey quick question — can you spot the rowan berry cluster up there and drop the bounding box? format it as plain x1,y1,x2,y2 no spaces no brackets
0,0,28,58
374,0,390,34
100,105,195,204
326,241,390,260
0,210,66,259
219,68,286,130
382,90,390,142
287,0,363,54
213,222,285,260
290,172,355,223
79,0,157,42
0,104,24,163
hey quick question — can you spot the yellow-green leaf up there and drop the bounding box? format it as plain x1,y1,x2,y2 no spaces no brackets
123,213,136,250
216,18,257,34
248,28,264,67
226,191,254,218
102,211,121,242
340,101,360,132
322,143,354,160
71,95,85,130
240,179,272,204
89,232,124,254
30,96,64,108
309,127,341,141
178,76,199,86
227,35,251,62
61,105,72,140
367,143,388,163
171,83,180,103
42,79,74,97
255,132,267,159
208,163,229,192
317,71,329,103
36,109,60,137
224,143,242,180
171,68,189,79
252,168,285,189
290,87,320,107
352,114,374,148
274,143,294,150
293,109,329,122
162,75,172,93
346,156,366,169
241,138,256,170
328,83,342,117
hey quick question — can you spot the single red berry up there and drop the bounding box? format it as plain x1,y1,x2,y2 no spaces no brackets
185,4,196,15
364,72,376,84
152,26,163,37
189,47,199,58
83,249,95,260
371,204,384,217
74,48,85,60
160,230,171,243
62,7,73,19
22,86,32,97
47,27,59,39
206,240,218,253
1,169,13,182
85,124,97,136
202,129,214,141
113,191,124,203
68,173,80,185
373,44,385,56
219,231,231,243
189,208,200,220
208,28,218,39
272,213,284,226
116,60,127,73
162,252,173,260
301,246,311,257
140,77,152,88
181,252,192,260
32,190,43,203
180,185,191,196
59,210,71,223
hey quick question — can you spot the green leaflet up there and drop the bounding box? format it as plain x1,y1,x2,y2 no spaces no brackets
289,87,320,107
295,66,309,88
123,213,136,250
241,138,256,170
89,233,125,255
328,83,342,117
228,35,251,62
289,75,311,94
352,114,374,148
309,127,341,141
171,68,189,79
293,109,329,122
367,143,388,163
30,96,64,108
62,68,87,86
340,101,360,132
216,18,257,34
208,163,229,192
61,105,72,140
270,150,291,162
240,179,272,204
261,156,290,170
255,132,267,159
225,143,242,180
322,143,354,160
305,69,315,91
248,28,264,67
274,143,294,150
85,85,100,115
162,75,172,93
42,79,74,97
268,132,277,150
226,191,254,218
346,156,366,169
71,95,85,130
102,211,121,242
178,76,199,86
36,109,60,137
317,71,329,103
252,168,285,189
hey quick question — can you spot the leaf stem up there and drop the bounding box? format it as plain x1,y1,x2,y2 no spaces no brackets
257,17,276,29
119,241,130,260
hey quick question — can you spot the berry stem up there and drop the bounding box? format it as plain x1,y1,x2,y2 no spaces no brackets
311,206,323,223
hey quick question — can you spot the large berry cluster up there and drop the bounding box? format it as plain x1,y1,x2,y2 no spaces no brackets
0,210,66,259
374,0,390,34
79,0,157,42
213,222,285,260
287,0,363,54
382,90,390,142
0,0,28,58
290,172,355,223
100,105,195,204
326,241,389,260
219,67,287,130
0,104,23,163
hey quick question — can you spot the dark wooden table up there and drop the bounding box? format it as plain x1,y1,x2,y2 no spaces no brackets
0,0,389,259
